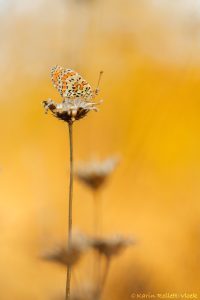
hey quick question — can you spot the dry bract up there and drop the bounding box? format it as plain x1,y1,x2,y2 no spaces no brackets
43,99,100,123
75,157,119,190
90,235,134,258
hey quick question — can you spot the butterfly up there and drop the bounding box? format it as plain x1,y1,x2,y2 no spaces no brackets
51,65,103,101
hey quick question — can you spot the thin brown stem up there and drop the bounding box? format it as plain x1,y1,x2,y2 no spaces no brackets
66,122,73,300
97,257,111,299
93,189,101,237
92,189,102,291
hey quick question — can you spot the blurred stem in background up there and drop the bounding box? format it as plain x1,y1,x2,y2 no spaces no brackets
99,257,111,298
75,157,119,297
93,189,102,292
66,122,73,300
93,189,102,237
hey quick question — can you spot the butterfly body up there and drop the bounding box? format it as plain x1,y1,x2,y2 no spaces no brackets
51,65,96,101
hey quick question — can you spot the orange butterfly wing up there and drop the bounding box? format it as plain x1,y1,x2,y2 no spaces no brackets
51,66,93,100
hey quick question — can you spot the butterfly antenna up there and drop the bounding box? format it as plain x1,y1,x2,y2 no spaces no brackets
96,71,104,90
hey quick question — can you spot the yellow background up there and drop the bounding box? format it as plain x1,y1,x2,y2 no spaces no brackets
1,0,200,299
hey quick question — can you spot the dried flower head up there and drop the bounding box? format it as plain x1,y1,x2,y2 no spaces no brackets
43,99,100,123
43,66,103,123
41,232,89,267
75,157,119,190
90,235,134,258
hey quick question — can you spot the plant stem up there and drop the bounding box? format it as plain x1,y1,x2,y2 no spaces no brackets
92,190,102,290
97,257,111,299
66,122,73,300
101,257,111,290
93,189,101,237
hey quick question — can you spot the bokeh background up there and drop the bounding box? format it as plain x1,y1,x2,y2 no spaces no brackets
1,0,200,299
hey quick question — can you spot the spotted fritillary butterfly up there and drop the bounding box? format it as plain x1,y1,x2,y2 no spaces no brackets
51,65,103,101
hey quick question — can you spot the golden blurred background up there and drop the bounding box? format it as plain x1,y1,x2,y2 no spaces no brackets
1,0,200,299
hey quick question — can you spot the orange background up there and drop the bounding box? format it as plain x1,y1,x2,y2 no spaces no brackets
1,0,200,299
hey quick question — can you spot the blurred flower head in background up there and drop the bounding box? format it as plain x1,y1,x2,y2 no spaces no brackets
41,231,89,267
75,157,119,190
90,234,134,258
